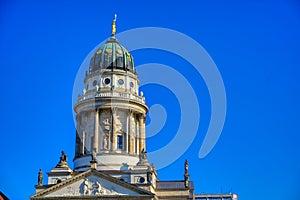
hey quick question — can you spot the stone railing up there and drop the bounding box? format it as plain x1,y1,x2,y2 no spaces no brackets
77,91,145,104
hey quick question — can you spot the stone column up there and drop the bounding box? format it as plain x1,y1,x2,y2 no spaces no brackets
128,112,134,153
112,107,117,151
75,115,80,157
138,114,146,153
93,109,99,153
125,110,131,153
82,131,85,155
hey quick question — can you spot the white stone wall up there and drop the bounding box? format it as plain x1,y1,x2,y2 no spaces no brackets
84,72,139,95
74,69,147,171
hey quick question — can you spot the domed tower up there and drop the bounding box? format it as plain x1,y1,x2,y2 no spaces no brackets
73,15,148,172
31,15,237,200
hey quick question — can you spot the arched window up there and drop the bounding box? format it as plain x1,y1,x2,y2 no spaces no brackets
117,135,123,150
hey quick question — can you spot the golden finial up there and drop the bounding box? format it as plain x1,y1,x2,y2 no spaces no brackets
111,14,117,37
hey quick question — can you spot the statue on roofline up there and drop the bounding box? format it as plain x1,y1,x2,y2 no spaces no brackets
38,169,43,186
56,150,70,168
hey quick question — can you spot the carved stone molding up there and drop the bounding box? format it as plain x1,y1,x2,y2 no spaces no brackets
82,178,117,196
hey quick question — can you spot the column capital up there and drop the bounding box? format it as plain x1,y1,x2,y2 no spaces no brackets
95,107,102,112
128,109,134,116
138,113,146,123
138,113,146,118
111,107,117,114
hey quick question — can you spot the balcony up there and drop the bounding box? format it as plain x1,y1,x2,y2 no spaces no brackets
77,90,146,105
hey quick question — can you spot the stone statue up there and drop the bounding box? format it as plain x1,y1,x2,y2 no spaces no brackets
83,179,90,195
140,148,147,160
114,115,123,133
184,159,189,188
38,169,43,186
60,151,68,163
103,135,108,150
94,181,102,195
103,119,110,131
137,148,150,166
185,160,189,173
56,151,69,168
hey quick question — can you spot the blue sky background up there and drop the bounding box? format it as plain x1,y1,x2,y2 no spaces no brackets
0,0,300,199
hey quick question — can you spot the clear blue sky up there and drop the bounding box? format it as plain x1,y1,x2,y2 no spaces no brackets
0,0,299,199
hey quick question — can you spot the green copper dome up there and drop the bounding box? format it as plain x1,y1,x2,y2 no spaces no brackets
89,37,135,74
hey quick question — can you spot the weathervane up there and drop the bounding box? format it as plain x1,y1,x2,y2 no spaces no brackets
111,14,117,36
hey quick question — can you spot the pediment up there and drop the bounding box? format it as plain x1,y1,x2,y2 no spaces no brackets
31,169,153,199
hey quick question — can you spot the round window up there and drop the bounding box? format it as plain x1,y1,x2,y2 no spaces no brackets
104,78,110,85
130,82,134,88
139,177,145,183
93,80,97,86
118,79,124,85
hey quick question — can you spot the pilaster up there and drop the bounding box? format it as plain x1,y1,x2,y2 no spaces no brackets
138,113,146,153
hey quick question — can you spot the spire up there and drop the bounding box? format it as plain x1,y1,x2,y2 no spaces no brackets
184,159,190,188
111,14,117,37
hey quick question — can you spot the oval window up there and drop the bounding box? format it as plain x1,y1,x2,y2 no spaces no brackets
104,78,110,85
118,79,124,85
139,177,145,183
